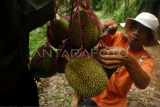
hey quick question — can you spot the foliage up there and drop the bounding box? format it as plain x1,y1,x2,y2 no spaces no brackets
112,4,125,26
125,0,140,19
113,0,139,22
90,0,122,12
94,0,139,33
90,0,103,10
29,23,48,56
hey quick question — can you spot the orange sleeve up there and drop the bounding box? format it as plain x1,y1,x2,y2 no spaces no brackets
134,57,154,89
140,57,155,78
102,31,125,46
102,33,115,46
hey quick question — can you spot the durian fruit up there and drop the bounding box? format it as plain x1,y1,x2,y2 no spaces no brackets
65,56,108,97
47,20,69,48
30,46,57,78
69,9,101,49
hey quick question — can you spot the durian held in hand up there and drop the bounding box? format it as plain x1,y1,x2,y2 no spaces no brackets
65,56,108,97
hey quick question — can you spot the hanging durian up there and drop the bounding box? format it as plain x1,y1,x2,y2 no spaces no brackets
47,20,69,48
69,9,102,49
30,46,57,78
65,56,108,97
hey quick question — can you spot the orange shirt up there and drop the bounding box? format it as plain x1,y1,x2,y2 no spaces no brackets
92,31,154,106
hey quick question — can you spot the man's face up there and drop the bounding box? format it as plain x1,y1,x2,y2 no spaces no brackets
127,21,152,46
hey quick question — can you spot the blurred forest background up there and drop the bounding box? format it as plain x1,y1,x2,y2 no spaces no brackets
29,0,143,56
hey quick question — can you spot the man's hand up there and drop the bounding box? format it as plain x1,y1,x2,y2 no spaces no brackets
99,19,118,35
99,46,150,89
99,46,133,69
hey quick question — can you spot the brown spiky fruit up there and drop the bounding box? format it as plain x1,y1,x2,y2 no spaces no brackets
30,46,57,78
47,20,69,48
65,56,108,97
69,9,102,49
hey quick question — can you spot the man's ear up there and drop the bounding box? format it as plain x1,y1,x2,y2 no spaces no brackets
147,34,154,40
145,39,148,44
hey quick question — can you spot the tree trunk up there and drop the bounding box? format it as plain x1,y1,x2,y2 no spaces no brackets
113,0,116,11
126,0,129,10
124,0,127,20
127,0,129,6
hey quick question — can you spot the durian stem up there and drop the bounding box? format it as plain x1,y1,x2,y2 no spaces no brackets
63,54,70,61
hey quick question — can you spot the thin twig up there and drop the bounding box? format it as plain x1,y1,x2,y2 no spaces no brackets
150,96,160,102
140,95,160,102
154,91,160,95
138,101,147,107
47,101,51,107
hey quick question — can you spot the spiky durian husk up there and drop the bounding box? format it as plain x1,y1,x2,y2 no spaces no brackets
30,46,57,78
69,10,101,49
47,20,69,48
65,56,108,97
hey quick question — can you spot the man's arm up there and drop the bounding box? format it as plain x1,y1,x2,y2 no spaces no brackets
124,53,150,89
99,46,151,89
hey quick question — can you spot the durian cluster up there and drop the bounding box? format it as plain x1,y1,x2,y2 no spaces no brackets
30,9,116,97
30,20,71,78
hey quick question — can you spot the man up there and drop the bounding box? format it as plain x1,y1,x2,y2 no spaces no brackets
82,12,159,106
0,0,54,106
